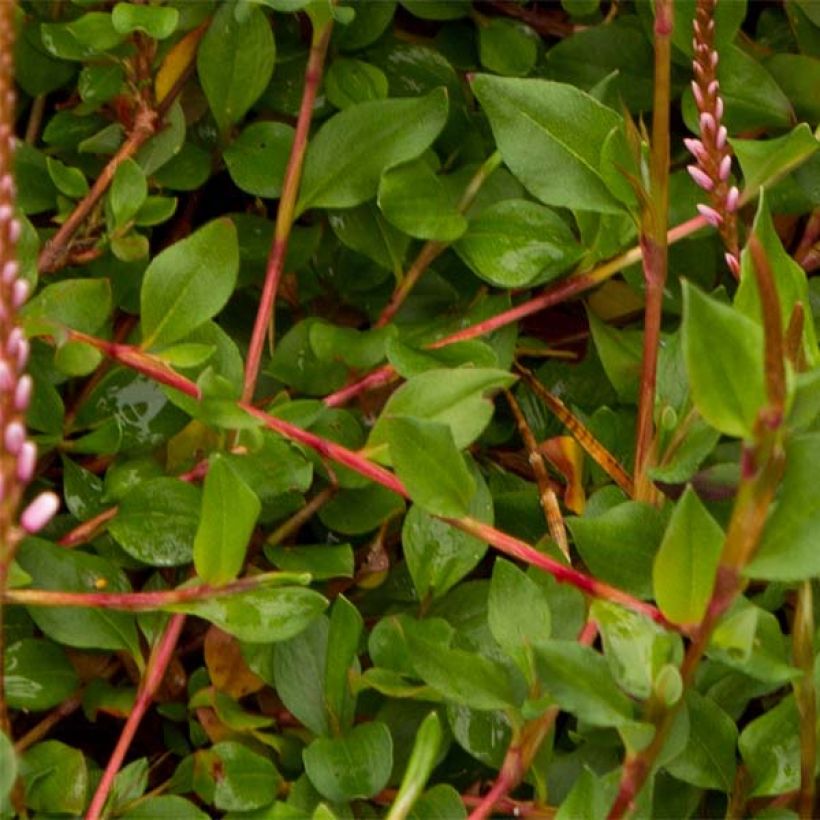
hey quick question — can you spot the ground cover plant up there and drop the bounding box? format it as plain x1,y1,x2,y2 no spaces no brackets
0,0,819,816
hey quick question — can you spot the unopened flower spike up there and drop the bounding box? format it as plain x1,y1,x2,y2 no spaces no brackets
0,0,60,569
685,0,741,277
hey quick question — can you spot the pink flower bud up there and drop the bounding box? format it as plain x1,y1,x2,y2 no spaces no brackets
20,491,60,534
5,420,25,455
719,155,732,181
17,441,37,483
711,51,719,68
683,138,708,163
708,80,719,96
694,62,706,81
0,361,12,391
15,339,28,371
2,260,18,284
726,186,740,212
8,220,21,244
700,112,716,133
691,81,704,108
688,165,714,191
12,279,29,308
0,204,11,224
697,203,723,227
0,174,13,195
716,126,728,150
6,327,23,356
714,97,724,121
14,374,32,412
725,253,740,276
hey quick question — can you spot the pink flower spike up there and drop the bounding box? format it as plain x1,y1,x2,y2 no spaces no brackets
726,186,740,212
719,155,732,181
716,125,728,150
17,441,37,483
2,260,18,284
700,112,716,134
725,253,741,276
12,279,29,308
5,421,25,455
714,98,724,121
20,491,60,534
697,203,723,227
14,374,32,412
688,165,714,191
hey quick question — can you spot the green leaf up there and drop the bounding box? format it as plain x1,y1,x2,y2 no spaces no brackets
368,368,516,455
319,483,405,534
587,312,643,403
46,156,89,198
535,641,634,727
653,487,724,625
191,742,279,811
567,502,665,598
328,202,409,272
140,218,239,350
21,741,87,815
736,193,818,367
197,2,275,133
378,158,467,241
471,74,627,214
22,277,112,337
111,2,179,38
681,282,766,439
478,19,538,77
264,543,354,580
401,0,470,19
172,584,326,643
110,157,147,230
404,620,516,710
271,616,330,735
194,455,261,584
324,596,363,734
488,558,551,681
303,722,393,802
326,57,389,109
0,731,16,806
15,538,140,656
297,89,449,213
747,434,820,581
387,712,444,820
336,0,396,50
224,122,295,198
109,478,202,566
404,462,493,599
739,693,801,796
665,690,737,790
385,416,475,517
454,199,582,287
309,321,395,370
269,318,348,396
765,54,820,123
121,796,208,819
4,639,79,711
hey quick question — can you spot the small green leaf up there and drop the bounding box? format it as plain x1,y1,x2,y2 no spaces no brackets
111,2,179,38
0,731,16,806
4,639,79,711
404,620,516,710
682,282,766,438
21,741,87,815
588,311,643,403
478,19,538,77
194,455,261,584
265,542,354,580
109,478,201,566
378,158,466,241
324,596,363,734
535,641,634,727
471,74,627,214
326,57,389,109
224,122,294,198
488,558,551,680
22,277,112,338
46,156,89,198
653,487,724,625
303,722,393,802
191,742,279,811
140,218,239,350
197,2,275,133
109,158,147,230
121,796,208,819
455,199,582,288
319,483,405,535
297,89,449,213
385,416,475,517
387,712,444,820
173,584,326,643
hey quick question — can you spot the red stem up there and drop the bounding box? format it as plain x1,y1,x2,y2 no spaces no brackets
242,22,333,402
85,614,185,820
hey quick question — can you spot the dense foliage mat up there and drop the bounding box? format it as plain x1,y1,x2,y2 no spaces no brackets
0,0,819,817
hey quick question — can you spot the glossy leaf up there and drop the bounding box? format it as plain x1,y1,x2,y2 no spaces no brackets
326,57,389,109
194,455,261,584
21,741,87,815
224,122,294,198
141,218,239,350
297,89,449,212
653,487,724,625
